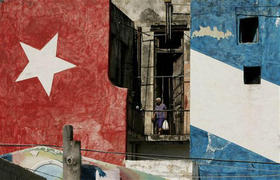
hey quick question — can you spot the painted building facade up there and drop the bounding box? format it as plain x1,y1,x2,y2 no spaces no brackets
191,0,280,179
0,146,167,180
0,0,129,166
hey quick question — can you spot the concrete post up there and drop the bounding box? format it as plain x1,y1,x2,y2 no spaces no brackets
63,125,81,180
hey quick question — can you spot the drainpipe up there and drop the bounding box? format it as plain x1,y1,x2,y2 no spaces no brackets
165,0,173,42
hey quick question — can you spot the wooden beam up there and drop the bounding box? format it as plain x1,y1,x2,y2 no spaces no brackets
63,125,81,180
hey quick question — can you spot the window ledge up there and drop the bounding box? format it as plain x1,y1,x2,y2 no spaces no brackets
145,135,190,142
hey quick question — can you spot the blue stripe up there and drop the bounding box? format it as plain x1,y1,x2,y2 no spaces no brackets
191,126,280,180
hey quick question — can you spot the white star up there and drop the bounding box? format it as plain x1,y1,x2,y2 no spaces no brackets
16,33,76,96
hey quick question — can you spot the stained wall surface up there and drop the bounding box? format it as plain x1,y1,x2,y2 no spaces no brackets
191,0,280,179
0,0,127,165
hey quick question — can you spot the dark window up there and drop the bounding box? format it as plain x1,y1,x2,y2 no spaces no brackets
244,66,261,84
155,31,183,49
239,17,259,43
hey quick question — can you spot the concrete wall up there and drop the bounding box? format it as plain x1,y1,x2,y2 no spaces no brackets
125,160,193,180
191,0,280,179
0,0,127,165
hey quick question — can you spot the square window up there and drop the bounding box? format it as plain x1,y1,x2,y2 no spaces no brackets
239,17,259,43
244,66,261,84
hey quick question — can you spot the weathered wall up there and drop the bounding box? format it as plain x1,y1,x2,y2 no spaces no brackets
191,0,280,179
0,0,127,165
112,0,165,26
112,0,190,26
125,160,193,180
184,33,190,134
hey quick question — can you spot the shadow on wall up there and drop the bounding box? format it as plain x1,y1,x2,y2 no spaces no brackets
109,3,136,88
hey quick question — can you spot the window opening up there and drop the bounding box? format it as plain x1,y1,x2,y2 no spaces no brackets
244,66,261,84
239,17,259,43
155,31,183,49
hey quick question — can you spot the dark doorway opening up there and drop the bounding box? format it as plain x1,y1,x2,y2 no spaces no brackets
155,53,183,135
155,53,174,108
152,25,186,135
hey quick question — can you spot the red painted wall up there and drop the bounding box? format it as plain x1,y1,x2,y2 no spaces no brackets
0,0,127,165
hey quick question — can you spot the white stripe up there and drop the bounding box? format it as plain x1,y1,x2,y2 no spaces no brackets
190,49,280,162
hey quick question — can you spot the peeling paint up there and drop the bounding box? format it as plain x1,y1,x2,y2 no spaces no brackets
192,26,233,40
206,133,230,153
204,133,231,163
